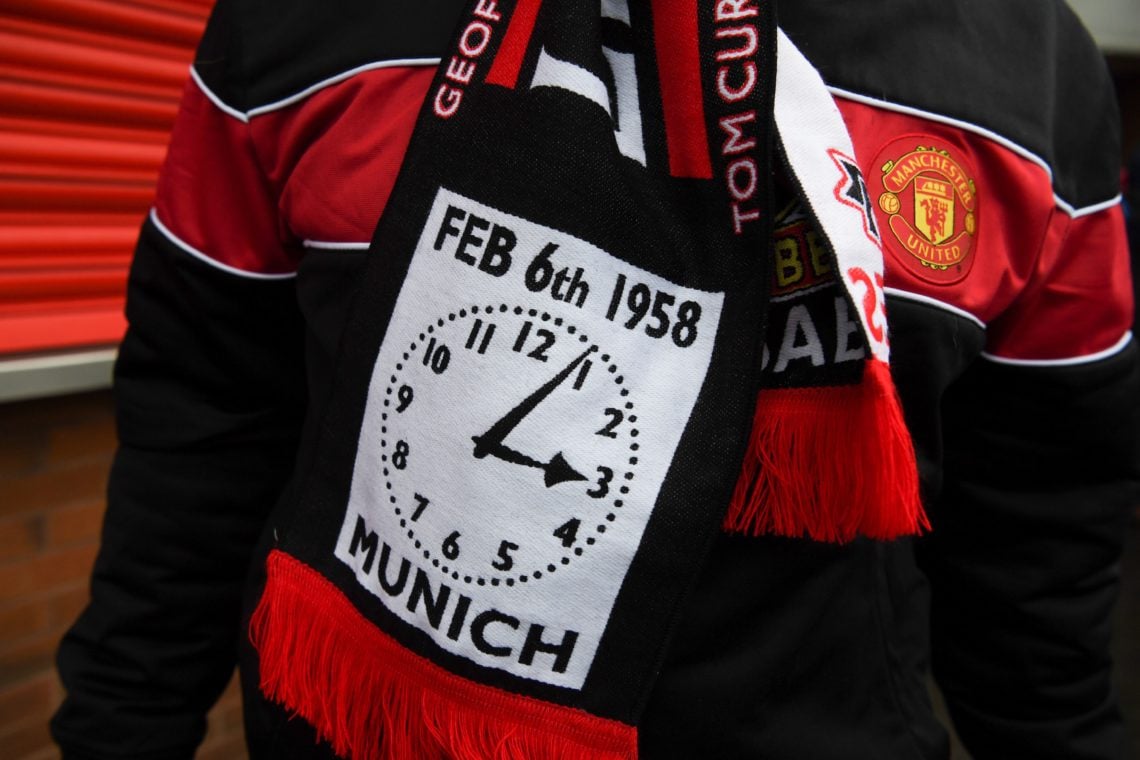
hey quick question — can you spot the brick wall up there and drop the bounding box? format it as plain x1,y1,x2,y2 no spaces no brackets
0,391,247,760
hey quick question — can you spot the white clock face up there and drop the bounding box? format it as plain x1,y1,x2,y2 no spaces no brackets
376,303,639,587
334,187,722,689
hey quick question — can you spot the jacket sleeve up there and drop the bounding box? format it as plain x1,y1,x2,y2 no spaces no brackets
919,44,1140,759
928,345,1138,760
50,2,308,756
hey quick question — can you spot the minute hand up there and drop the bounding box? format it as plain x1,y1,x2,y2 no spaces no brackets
471,345,597,459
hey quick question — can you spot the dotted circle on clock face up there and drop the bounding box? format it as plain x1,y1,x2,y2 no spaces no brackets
379,305,638,587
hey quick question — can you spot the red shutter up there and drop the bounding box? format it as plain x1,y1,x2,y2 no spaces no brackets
0,0,211,356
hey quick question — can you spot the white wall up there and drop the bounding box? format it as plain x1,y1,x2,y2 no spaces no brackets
1068,0,1140,54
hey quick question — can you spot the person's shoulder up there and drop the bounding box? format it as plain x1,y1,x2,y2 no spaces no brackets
193,0,467,114
781,0,1120,207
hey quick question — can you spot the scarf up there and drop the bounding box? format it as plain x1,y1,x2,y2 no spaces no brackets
250,2,925,757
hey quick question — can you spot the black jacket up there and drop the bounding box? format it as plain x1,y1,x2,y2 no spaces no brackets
53,2,1138,758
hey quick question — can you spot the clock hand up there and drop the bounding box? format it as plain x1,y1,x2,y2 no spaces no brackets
479,440,546,469
543,451,589,487
472,345,597,461
478,441,589,487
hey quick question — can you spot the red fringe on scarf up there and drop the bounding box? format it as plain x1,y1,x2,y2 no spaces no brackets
724,359,928,542
250,550,638,760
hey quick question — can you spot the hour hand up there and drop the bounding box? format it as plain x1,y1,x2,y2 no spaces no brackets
471,438,545,469
471,438,588,488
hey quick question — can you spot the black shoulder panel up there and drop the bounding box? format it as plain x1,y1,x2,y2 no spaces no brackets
194,0,467,112
191,0,1120,207
779,0,1121,208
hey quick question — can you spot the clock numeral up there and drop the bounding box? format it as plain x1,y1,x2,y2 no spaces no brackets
491,540,518,571
411,493,430,521
396,385,414,413
423,337,451,374
442,530,462,560
512,321,529,353
553,518,580,548
572,359,592,390
465,318,496,354
392,440,409,470
596,408,624,438
512,320,555,362
587,466,613,499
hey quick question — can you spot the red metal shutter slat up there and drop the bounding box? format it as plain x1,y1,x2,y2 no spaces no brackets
0,0,211,357
4,0,209,47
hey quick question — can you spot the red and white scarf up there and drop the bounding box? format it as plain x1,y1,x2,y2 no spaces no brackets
251,3,924,757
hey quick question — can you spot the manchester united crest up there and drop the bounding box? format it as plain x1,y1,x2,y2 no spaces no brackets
870,136,979,284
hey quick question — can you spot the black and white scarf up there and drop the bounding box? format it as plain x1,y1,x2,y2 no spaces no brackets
251,2,925,757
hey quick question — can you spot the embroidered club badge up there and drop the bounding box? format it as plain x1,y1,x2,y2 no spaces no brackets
870,136,979,284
